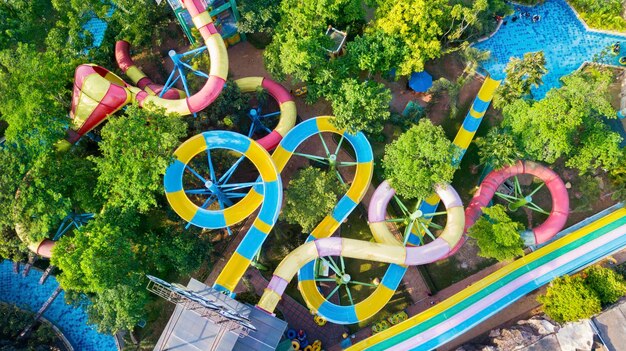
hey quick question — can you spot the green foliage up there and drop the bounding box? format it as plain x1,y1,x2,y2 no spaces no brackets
382,120,457,199
0,44,75,160
281,167,347,232
475,128,523,169
13,149,102,243
495,51,547,107
0,0,57,49
609,149,626,202
467,204,525,261
584,266,626,307
564,120,623,175
502,68,616,167
539,266,626,323
187,80,249,133
0,225,27,262
0,303,60,349
237,0,281,34
539,275,602,323
346,31,405,76
92,105,187,213
52,208,211,333
568,0,626,31
264,0,363,82
0,146,29,228
330,79,392,134
50,0,170,52
373,0,451,76
89,283,150,334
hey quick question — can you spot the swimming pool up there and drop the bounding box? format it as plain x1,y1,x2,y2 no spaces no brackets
474,0,626,98
0,260,117,350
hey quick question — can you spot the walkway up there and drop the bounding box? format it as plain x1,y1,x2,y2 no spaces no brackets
245,268,348,347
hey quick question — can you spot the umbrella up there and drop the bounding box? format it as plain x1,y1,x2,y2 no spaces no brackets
408,71,433,92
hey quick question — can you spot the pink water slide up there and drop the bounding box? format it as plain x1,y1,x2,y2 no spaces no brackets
449,160,570,256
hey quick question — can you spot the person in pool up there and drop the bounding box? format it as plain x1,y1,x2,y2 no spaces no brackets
613,42,621,54
532,14,540,22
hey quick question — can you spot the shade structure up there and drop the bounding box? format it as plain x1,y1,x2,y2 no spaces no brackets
408,71,433,92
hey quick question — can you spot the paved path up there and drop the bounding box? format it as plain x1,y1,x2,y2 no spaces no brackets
245,268,348,348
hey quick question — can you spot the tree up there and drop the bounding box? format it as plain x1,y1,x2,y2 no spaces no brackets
466,205,525,261
89,283,149,334
538,275,602,323
475,128,524,169
12,149,102,244
373,0,452,76
495,51,547,107
0,0,57,50
564,120,622,175
584,266,626,307
609,149,626,202
382,120,458,199
91,104,187,213
237,0,281,34
0,225,27,262
281,167,346,232
345,31,405,77
330,79,392,134
263,0,363,82
0,44,75,161
52,207,211,333
502,67,615,165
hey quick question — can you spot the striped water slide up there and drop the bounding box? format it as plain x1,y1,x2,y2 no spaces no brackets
348,206,626,350
406,76,501,246
164,117,373,294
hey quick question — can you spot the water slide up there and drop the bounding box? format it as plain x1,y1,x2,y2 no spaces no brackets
405,76,501,246
282,76,501,324
448,160,570,256
58,0,228,150
164,117,373,294
348,206,626,350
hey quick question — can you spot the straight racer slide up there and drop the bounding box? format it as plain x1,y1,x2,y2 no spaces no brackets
348,206,626,350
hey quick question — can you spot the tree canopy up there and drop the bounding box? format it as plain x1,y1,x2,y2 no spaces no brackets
330,79,392,134
281,167,346,232
237,0,281,34
538,275,602,323
466,204,525,261
501,68,620,171
538,266,626,323
475,128,524,170
52,208,211,333
382,119,457,199
91,105,187,213
495,51,547,107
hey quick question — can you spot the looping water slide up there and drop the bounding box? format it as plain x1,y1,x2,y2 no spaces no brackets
18,0,297,257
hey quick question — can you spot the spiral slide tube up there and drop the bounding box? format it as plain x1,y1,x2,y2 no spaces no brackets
406,76,501,246
124,0,228,115
234,77,297,150
115,40,186,99
211,117,373,293
164,117,373,294
163,131,282,294
348,207,626,350
257,184,464,318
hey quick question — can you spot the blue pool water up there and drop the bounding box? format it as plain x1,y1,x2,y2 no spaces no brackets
0,260,117,350
474,0,626,98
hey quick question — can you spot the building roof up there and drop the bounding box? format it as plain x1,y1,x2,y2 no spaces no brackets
153,278,287,351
